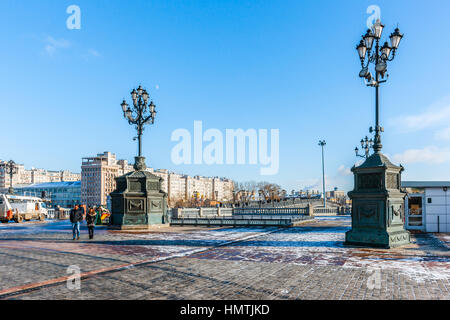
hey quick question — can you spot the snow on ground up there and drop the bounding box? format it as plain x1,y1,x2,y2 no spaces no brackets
1,217,448,285
191,218,450,284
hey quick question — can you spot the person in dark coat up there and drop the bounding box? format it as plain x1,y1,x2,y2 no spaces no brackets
86,206,97,240
70,204,84,240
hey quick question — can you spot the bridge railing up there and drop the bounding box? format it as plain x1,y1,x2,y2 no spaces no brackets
170,205,350,219
312,206,351,216
233,207,308,215
171,207,233,218
171,206,309,218
313,207,339,215
47,208,71,220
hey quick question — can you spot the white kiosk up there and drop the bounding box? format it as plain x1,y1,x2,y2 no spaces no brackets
402,181,450,233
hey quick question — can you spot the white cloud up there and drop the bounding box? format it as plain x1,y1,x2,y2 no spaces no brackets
87,49,101,57
392,146,450,164
44,36,71,56
398,107,450,131
388,95,450,133
337,165,352,176
434,127,450,140
294,179,321,191
82,49,102,61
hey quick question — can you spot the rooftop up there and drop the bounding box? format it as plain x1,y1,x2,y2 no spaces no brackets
402,181,450,188
16,181,81,189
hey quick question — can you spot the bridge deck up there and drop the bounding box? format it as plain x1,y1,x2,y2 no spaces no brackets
170,216,314,227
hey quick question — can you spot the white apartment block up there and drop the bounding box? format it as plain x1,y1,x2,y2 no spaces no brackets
80,152,234,207
168,172,187,201
81,152,134,207
0,160,80,189
167,174,233,203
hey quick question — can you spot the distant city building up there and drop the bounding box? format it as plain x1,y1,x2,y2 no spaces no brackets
81,152,134,207
326,187,346,200
15,181,81,208
0,160,80,189
148,169,233,204
81,151,234,207
298,189,320,197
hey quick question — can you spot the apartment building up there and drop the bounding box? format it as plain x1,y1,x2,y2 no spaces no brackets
80,152,234,207
0,160,80,189
168,172,187,201
326,188,346,200
81,152,134,207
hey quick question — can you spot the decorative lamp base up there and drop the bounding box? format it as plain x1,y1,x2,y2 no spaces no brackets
344,152,411,249
108,157,168,230
133,156,147,171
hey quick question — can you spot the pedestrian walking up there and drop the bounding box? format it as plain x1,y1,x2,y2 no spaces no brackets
70,205,83,240
86,206,97,240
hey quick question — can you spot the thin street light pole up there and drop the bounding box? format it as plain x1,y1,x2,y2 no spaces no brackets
318,140,326,208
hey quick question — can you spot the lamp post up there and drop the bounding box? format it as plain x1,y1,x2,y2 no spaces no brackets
318,140,326,208
356,19,403,150
258,190,263,208
345,19,409,248
0,160,18,194
121,85,157,171
355,136,374,159
110,85,167,229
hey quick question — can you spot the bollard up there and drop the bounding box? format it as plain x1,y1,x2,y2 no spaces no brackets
199,207,204,217
217,207,221,217
177,208,183,219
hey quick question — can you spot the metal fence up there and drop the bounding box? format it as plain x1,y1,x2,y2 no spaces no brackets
171,207,233,219
233,207,308,215
313,207,340,215
171,205,350,219
47,208,71,220
170,215,313,227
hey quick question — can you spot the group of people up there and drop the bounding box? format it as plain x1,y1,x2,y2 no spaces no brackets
69,205,101,240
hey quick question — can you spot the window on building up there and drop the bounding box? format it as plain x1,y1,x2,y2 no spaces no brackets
427,198,432,204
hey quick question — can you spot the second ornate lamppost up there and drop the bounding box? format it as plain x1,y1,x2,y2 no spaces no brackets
0,160,18,194
355,136,373,159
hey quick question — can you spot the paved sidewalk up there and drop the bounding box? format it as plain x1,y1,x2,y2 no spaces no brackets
0,217,448,300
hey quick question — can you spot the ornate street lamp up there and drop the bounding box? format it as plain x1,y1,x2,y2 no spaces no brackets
121,85,157,171
0,160,18,194
318,140,326,208
109,85,167,230
355,136,373,159
356,19,403,151
345,19,409,248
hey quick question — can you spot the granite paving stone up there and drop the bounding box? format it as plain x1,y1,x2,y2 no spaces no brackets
0,217,448,300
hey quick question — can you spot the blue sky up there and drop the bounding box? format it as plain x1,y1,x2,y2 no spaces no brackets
1,0,450,192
